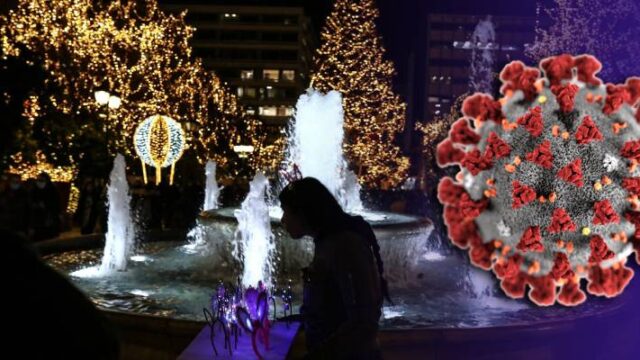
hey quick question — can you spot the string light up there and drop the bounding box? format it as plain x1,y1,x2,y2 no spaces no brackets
0,0,251,174
66,185,80,215
311,0,409,189
8,151,77,183
134,115,185,185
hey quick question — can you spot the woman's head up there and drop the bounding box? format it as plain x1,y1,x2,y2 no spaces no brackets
278,177,346,239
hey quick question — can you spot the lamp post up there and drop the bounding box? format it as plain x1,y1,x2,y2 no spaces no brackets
94,90,121,158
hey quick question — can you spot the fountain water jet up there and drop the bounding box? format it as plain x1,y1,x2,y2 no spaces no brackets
286,89,363,213
100,154,136,273
233,173,276,288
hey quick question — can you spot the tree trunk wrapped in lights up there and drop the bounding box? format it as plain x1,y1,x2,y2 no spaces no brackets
311,0,409,189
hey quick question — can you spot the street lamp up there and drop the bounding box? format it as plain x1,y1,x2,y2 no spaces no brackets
94,90,121,156
233,145,254,158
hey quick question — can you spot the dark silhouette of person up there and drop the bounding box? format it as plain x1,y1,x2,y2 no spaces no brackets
279,177,389,360
0,173,31,238
29,172,61,241
3,228,120,359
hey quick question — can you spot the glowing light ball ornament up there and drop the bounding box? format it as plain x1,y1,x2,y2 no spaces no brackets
134,115,185,185
437,54,640,306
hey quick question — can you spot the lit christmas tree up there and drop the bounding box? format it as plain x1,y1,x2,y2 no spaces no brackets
0,0,248,177
312,0,409,189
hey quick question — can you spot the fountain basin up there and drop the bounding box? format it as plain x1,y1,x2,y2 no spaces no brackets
40,231,640,359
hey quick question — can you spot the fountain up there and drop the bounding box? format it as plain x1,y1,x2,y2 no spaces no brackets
203,160,221,211
71,154,136,277
469,15,495,94
39,91,640,358
200,89,433,283
285,89,362,212
233,172,275,288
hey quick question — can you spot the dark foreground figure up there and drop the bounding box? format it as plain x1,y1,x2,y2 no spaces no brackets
280,177,391,360
3,229,119,359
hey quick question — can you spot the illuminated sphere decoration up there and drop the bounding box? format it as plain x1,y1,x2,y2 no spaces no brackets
134,115,185,185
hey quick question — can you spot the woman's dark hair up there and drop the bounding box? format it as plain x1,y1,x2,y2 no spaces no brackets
279,177,392,304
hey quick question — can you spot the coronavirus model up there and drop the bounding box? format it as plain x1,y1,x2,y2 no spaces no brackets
437,54,640,306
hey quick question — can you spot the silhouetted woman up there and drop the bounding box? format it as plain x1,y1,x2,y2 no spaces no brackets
279,177,390,359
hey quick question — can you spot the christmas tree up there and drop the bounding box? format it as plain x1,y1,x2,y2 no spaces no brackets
312,0,409,189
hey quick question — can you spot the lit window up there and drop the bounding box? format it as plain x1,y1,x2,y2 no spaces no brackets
277,106,294,116
263,69,279,81
266,87,277,99
241,70,254,80
259,106,278,116
236,87,244,98
282,70,295,81
245,87,256,98
246,107,256,115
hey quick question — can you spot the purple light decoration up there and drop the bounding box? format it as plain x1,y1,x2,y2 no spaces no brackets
236,281,271,359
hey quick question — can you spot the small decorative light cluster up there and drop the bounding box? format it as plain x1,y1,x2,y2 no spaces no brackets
312,0,409,189
438,54,640,306
134,115,185,185
8,151,76,183
66,185,80,215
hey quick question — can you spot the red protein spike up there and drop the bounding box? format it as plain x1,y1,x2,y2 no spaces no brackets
494,254,524,279
516,106,544,137
588,235,615,264
527,274,556,306
625,77,640,105
574,115,603,144
622,177,640,196
512,180,537,209
458,193,489,219
540,54,575,86
525,140,554,169
550,252,574,281
557,158,584,187
574,55,602,86
517,226,544,252
484,132,511,160
551,83,580,113
437,177,467,205
592,199,620,225
461,149,492,175
462,93,503,123
469,241,496,270
450,118,480,144
587,265,633,297
500,272,528,299
499,61,540,101
621,140,640,161
558,279,586,306
436,139,466,166
547,208,577,233
603,84,631,115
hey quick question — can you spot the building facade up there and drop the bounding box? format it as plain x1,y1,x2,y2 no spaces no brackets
424,13,536,120
162,4,315,131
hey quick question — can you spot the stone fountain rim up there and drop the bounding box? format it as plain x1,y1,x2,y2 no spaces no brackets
199,207,433,230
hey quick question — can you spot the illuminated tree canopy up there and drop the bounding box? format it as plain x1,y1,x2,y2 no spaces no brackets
312,0,409,189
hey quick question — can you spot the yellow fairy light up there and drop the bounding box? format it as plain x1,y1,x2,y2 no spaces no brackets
134,115,185,185
66,185,80,214
1,0,247,172
311,0,409,189
8,151,77,183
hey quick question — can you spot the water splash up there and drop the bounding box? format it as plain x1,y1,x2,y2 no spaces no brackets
285,89,363,213
100,154,136,273
203,160,221,211
469,16,496,93
233,173,275,288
